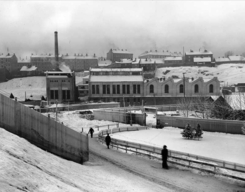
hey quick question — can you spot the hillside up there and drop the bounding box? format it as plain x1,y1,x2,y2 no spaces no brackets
155,64,245,86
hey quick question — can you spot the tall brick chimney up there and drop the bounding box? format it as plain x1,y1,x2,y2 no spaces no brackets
54,31,59,70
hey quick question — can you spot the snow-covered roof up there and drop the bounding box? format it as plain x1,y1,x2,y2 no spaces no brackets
227,94,245,110
139,51,171,57
90,76,143,82
215,57,230,62
193,57,211,62
20,66,37,71
115,59,132,63
98,60,112,66
0,53,15,58
31,54,62,58
186,51,212,55
62,56,97,59
228,56,244,61
164,57,182,61
132,59,140,64
90,68,142,72
140,59,154,64
111,49,132,54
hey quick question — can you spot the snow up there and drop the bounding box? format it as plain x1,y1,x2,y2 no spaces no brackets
156,64,245,86
20,66,37,71
111,127,245,165
90,75,143,82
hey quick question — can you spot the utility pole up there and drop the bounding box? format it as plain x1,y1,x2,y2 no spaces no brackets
183,73,186,98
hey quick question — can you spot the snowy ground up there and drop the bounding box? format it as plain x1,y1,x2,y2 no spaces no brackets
0,128,170,192
111,127,245,165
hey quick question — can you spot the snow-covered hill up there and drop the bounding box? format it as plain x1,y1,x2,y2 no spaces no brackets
156,64,245,86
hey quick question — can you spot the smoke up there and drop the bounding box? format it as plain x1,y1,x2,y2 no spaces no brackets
59,62,71,72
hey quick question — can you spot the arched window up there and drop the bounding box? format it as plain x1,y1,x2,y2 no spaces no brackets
209,84,214,93
179,84,183,93
194,84,199,93
165,85,169,93
150,85,154,93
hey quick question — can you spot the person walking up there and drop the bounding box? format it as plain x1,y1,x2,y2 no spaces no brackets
88,127,94,138
161,145,169,169
105,133,111,149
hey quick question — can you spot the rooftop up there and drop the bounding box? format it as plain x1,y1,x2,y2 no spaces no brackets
186,50,212,55
90,68,143,72
215,57,230,62
228,55,244,61
90,76,143,82
164,57,182,61
110,49,133,54
193,57,212,62
0,53,15,58
139,51,172,57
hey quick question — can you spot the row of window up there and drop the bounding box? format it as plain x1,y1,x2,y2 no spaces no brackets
50,90,71,100
50,80,70,83
149,84,214,94
92,84,141,95
91,72,141,76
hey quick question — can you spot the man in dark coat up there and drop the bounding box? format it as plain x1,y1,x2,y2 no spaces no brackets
88,127,94,138
105,133,111,149
161,145,168,169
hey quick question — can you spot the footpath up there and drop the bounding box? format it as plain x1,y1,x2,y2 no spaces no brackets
89,137,245,192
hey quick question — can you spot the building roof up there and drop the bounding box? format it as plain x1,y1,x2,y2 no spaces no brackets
215,57,230,62
186,50,212,55
139,51,171,57
30,54,62,58
164,57,182,61
228,55,244,61
90,76,143,82
98,60,112,66
62,56,97,59
115,59,133,63
111,49,133,54
132,59,141,64
0,53,15,58
90,68,142,72
20,66,37,71
193,57,212,62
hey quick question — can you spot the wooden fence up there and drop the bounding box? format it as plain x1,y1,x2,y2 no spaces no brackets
0,94,89,163
157,115,244,134
93,109,146,126
98,127,245,181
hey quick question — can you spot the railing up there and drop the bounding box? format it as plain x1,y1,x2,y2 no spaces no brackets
98,127,245,182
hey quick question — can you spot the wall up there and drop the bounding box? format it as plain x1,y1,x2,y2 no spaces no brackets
93,109,146,126
0,94,89,163
157,115,244,134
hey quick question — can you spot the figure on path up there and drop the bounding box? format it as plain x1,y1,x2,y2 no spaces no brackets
88,127,94,138
105,133,111,149
161,145,169,169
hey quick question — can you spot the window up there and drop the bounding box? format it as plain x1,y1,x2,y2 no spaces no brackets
103,85,106,94
107,85,110,94
51,90,54,99
209,84,214,93
194,84,199,93
67,90,70,100
96,85,99,94
133,85,137,94
92,85,95,94
62,90,66,99
123,85,126,94
179,84,184,93
117,85,120,94
150,85,154,93
127,85,130,94
113,85,116,94
165,85,169,93
137,85,141,94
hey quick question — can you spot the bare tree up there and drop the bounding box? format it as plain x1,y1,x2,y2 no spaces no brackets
177,98,194,117
193,97,213,119
224,51,233,57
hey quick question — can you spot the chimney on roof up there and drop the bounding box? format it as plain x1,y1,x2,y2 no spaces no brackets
54,31,59,70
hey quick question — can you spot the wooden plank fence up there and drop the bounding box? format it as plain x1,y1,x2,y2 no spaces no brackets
0,94,89,163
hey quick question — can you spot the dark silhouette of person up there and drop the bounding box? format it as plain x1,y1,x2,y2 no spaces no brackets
105,133,111,149
161,145,168,169
88,127,94,138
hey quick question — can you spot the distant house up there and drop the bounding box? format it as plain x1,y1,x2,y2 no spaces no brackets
138,50,173,59
215,57,230,65
185,50,213,64
228,55,245,63
0,53,18,71
164,57,183,65
107,49,133,62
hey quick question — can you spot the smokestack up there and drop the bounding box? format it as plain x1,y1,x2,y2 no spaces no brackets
54,31,59,70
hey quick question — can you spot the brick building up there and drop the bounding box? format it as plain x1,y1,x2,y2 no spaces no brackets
0,53,18,71
185,50,213,64
107,49,133,62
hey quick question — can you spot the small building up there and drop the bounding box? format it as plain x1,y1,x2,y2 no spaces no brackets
46,71,76,104
228,55,245,63
193,57,212,65
185,50,213,64
0,53,18,71
215,57,230,65
107,49,133,62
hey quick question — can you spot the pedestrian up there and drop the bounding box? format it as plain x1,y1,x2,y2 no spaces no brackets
105,133,111,149
88,127,94,138
161,145,168,169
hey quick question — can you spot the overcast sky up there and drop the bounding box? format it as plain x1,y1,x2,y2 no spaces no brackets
1,1,245,59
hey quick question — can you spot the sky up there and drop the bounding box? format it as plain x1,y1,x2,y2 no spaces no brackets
1,1,245,60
